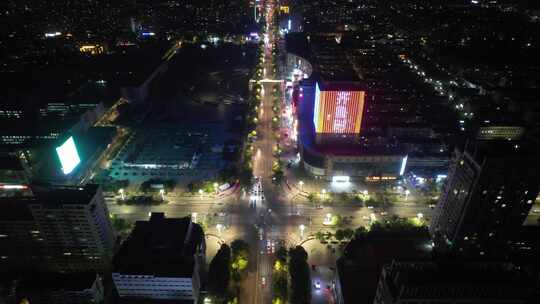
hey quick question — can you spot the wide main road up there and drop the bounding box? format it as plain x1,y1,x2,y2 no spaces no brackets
250,1,282,303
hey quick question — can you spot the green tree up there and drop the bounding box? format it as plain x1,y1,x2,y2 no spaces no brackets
315,231,325,242
275,246,288,263
231,239,250,282
110,215,132,235
288,246,311,304
334,229,345,241
272,275,288,299
231,239,250,259
343,228,354,239
208,244,232,300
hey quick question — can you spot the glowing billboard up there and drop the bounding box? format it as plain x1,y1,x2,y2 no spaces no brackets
56,136,81,175
313,83,365,134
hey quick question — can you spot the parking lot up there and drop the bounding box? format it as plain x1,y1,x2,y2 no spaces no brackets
107,123,240,185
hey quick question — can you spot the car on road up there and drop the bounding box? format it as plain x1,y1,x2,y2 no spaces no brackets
533,209,540,213
367,206,374,209
266,240,271,253
429,204,436,209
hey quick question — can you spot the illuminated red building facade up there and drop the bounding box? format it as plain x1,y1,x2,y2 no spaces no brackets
313,82,366,144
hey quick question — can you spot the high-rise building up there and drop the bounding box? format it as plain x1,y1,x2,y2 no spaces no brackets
15,272,104,304
112,213,205,303
430,140,540,256
374,260,535,304
0,184,116,273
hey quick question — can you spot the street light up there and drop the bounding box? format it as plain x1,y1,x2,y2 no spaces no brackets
299,224,305,238
159,189,165,201
299,180,304,192
118,188,125,201
323,213,332,225
216,224,223,235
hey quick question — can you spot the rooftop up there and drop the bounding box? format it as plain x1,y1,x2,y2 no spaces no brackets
337,229,432,304
384,261,534,300
0,184,100,218
18,271,99,291
285,33,359,82
0,155,24,171
113,213,204,277
30,183,100,206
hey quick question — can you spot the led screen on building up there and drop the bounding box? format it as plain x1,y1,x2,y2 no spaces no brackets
313,83,365,134
55,136,81,175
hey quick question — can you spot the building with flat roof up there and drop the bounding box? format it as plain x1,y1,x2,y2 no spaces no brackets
297,79,406,180
15,272,104,304
430,140,540,257
374,260,535,304
112,213,205,303
0,184,115,273
334,228,432,304
286,33,450,180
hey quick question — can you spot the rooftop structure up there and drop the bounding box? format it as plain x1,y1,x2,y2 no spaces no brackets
16,272,104,304
334,227,432,304
375,260,535,304
113,213,205,303
0,184,115,273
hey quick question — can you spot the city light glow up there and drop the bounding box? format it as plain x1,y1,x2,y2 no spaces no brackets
55,136,81,175
313,83,365,135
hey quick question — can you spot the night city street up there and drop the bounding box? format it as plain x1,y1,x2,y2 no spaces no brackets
1,1,540,304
